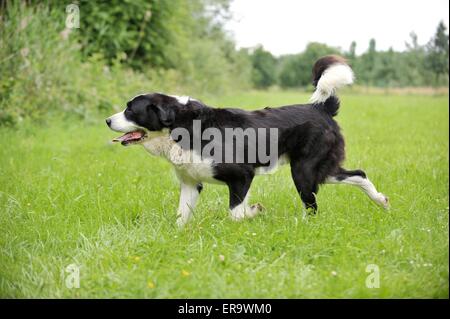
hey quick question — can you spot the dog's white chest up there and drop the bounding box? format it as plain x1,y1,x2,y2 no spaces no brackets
171,149,217,183
175,161,217,183
142,136,216,183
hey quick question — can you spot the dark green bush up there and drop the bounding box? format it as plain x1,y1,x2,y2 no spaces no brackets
0,1,252,126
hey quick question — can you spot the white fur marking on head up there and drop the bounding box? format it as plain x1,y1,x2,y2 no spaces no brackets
169,95,190,105
310,63,354,104
107,110,140,133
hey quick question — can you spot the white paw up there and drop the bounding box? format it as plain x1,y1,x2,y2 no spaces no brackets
230,210,245,222
245,203,265,218
176,217,188,228
376,193,390,210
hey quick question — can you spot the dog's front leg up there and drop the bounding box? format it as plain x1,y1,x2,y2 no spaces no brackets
176,182,202,227
228,176,264,221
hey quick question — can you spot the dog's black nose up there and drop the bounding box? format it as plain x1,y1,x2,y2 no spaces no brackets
106,118,111,127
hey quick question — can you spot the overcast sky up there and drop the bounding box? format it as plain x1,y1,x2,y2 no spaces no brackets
225,0,450,56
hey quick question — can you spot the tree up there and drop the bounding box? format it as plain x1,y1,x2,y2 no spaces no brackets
357,38,378,85
426,21,449,85
347,41,357,61
374,48,398,87
278,42,340,88
72,0,239,72
403,32,430,86
250,46,277,88
278,55,301,88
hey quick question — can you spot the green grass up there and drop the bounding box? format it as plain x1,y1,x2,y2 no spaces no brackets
0,91,448,298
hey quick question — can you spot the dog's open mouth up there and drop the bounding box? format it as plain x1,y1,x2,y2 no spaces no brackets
112,130,147,146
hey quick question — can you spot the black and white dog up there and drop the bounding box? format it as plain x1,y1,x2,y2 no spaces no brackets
106,55,389,227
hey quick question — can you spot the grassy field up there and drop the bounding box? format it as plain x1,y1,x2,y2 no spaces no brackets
0,91,448,298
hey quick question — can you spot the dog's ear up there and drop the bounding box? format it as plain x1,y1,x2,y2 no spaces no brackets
155,104,175,127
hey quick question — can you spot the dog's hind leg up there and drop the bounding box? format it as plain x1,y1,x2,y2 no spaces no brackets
326,168,389,209
176,182,202,227
290,160,319,215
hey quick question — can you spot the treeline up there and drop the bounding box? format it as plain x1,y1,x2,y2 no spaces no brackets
0,1,448,126
248,22,449,89
71,0,449,89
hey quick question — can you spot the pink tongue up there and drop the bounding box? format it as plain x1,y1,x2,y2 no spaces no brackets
113,131,144,142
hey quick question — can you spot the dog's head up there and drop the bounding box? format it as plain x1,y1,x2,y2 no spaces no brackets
106,93,189,146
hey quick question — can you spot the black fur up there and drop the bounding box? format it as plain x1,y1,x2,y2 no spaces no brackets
334,168,367,181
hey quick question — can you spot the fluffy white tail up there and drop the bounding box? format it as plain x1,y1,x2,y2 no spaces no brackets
309,56,354,104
